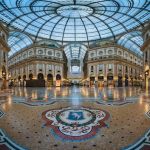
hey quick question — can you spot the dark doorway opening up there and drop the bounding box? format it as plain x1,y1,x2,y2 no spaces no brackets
38,73,44,80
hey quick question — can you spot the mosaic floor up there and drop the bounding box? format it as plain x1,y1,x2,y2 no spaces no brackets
0,109,4,118
42,107,110,142
0,86,150,150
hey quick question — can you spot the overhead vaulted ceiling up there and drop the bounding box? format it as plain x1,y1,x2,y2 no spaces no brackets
117,31,143,56
64,44,87,60
0,0,149,43
0,0,149,57
8,31,33,57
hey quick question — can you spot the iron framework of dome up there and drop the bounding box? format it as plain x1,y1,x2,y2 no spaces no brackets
117,31,143,56
0,0,149,44
8,31,33,57
64,44,87,60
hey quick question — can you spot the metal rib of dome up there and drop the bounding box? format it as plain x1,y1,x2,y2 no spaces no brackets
64,44,87,60
8,31,33,57
0,0,149,43
117,31,143,56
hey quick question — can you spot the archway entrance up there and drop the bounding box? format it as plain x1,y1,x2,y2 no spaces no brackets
107,73,114,87
118,74,122,87
29,73,33,80
47,74,53,86
38,73,44,80
56,74,61,87
23,75,26,80
18,76,21,81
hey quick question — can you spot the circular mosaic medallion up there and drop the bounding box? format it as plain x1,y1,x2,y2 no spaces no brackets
42,107,110,141
56,108,96,127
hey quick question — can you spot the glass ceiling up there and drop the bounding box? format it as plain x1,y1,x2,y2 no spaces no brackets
0,0,149,43
64,44,87,60
8,32,33,57
117,31,143,56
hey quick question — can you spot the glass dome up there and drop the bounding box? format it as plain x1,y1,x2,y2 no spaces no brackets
8,32,33,57
64,44,87,60
117,31,143,56
0,0,149,43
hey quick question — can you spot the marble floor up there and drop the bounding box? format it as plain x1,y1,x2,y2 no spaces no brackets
0,86,150,150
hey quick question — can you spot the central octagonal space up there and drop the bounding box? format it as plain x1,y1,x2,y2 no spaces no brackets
57,5,94,18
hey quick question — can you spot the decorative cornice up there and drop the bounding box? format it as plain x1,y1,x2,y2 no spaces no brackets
88,43,143,59
87,56,143,68
8,57,65,69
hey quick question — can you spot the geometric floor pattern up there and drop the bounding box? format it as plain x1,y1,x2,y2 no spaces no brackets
0,129,26,150
146,110,150,119
122,129,150,150
0,109,4,118
42,107,110,142
96,97,138,106
13,95,139,107
13,96,57,107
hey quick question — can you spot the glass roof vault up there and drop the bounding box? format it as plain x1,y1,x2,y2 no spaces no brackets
0,0,149,43
0,0,149,57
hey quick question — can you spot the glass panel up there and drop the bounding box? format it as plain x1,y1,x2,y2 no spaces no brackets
0,0,148,44
8,32,33,57
117,31,143,56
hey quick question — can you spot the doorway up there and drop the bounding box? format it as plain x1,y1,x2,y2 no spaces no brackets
47,74,53,86
38,73,44,80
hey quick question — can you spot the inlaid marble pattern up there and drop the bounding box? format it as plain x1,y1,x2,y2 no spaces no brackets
0,129,26,150
122,129,150,150
96,96,138,106
13,96,139,107
0,109,4,118
11,87,142,107
0,87,150,150
42,107,110,142
146,110,150,119
13,96,57,107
